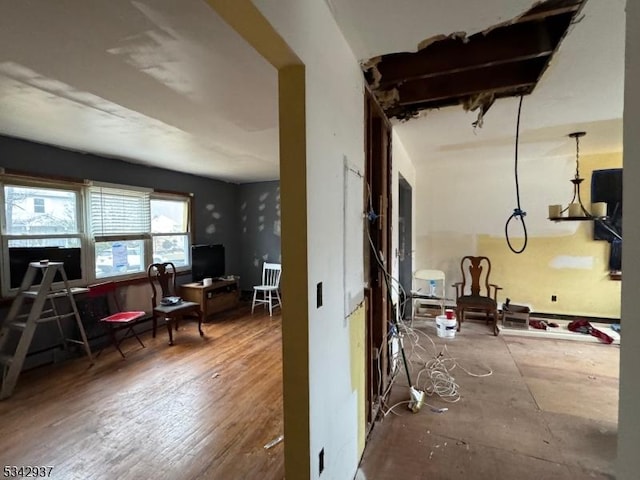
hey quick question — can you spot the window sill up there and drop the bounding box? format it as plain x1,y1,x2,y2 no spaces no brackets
0,269,192,305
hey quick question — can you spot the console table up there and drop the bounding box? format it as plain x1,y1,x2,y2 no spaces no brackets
180,278,240,319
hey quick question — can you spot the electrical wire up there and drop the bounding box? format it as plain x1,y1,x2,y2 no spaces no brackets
365,180,492,419
365,184,415,416
364,165,495,419
364,183,410,318
381,316,493,417
505,95,528,254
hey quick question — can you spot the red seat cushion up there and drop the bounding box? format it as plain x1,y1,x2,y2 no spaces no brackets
101,311,146,323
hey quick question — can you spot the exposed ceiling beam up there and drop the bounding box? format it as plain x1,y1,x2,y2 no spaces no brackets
372,15,571,88
363,0,588,121
394,57,546,106
384,84,535,120
517,5,581,23
518,0,582,23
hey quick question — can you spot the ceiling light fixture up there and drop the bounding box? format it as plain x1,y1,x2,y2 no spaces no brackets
548,132,622,240
551,131,594,218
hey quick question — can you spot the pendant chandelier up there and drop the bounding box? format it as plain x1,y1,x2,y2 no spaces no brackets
548,132,604,219
548,131,622,241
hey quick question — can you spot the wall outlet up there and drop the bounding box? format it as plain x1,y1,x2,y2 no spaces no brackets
319,448,324,475
551,295,557,302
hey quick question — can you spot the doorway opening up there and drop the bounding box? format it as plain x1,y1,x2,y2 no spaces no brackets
398,175,413,319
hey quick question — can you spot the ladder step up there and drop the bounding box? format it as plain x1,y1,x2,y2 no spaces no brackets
22,290,47,298
22,287,89,299
0,263,93,399
36,312,76,323
16,309,55,320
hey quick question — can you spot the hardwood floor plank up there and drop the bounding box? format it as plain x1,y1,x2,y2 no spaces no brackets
0,305,284,480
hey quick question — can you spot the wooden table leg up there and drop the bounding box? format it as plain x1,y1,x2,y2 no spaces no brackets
198,311,204,337
166,318,174,346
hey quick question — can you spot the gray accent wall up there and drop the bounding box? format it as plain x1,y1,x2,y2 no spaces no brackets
0,135,281,369
238,181,281,290
0,135,241,275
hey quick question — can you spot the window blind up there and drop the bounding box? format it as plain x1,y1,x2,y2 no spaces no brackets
89,185,150,237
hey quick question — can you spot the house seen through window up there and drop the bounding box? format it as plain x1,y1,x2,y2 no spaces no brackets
1,178,192,295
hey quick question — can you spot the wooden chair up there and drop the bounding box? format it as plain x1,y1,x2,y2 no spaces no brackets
87,281,146,358
453,256,502,336
251,263,282,316
147,262,204,346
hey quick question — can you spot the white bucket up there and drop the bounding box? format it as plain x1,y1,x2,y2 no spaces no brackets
436,315,457,338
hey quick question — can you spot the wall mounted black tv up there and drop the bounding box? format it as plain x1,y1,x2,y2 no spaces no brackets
591,168,622,241
9,247,82,288
191,244,225,282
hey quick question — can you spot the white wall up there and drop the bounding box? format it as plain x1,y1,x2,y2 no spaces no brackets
412,122,584,302
411,131,622,317
391,130,416,304
253,2,365,479
618,1,639,477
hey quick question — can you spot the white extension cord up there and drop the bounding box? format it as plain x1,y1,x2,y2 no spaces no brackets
364,191,491,418
382,316,493,417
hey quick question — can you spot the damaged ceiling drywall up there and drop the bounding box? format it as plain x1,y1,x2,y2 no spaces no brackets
363,0,588,122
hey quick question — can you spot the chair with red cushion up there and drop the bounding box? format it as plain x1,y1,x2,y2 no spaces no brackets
88,281,146,358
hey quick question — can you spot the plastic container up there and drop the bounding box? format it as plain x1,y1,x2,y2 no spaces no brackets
429,279,437,297
436,314,457,338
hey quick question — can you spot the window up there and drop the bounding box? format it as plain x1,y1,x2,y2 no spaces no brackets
0,176,192,293
4,185,78,237
33,197,45,213
2,182,83,293
90,184,151,279
151,196,191,268
88,185,191,279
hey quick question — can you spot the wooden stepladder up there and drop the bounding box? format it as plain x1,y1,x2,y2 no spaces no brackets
0,261,93,400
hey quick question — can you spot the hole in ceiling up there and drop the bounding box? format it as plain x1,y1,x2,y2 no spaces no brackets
363,0,588,123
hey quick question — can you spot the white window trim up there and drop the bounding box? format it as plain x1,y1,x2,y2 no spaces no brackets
0,176,194,296
150,192,192,272
0,177,86,296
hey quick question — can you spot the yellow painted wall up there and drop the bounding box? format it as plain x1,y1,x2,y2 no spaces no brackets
349,302,366,457
478,152,622,318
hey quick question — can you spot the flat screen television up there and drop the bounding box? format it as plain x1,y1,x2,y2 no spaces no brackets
191,244,225,282
592,168,622,241
9,247,82,288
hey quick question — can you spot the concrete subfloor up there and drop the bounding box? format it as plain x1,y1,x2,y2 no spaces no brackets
357,319,619,480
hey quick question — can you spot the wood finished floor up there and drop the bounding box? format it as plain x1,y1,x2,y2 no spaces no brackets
0,304,284,480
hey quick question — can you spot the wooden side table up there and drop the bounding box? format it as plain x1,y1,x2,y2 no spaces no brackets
180,278,240,319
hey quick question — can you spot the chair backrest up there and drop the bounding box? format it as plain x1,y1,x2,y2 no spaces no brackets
414,269,446,297
262,262,282,287
83,281,120,322
147,262,177,307
459,256,492,297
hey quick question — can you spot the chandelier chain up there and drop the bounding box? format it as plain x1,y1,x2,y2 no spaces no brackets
575,134,581,179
